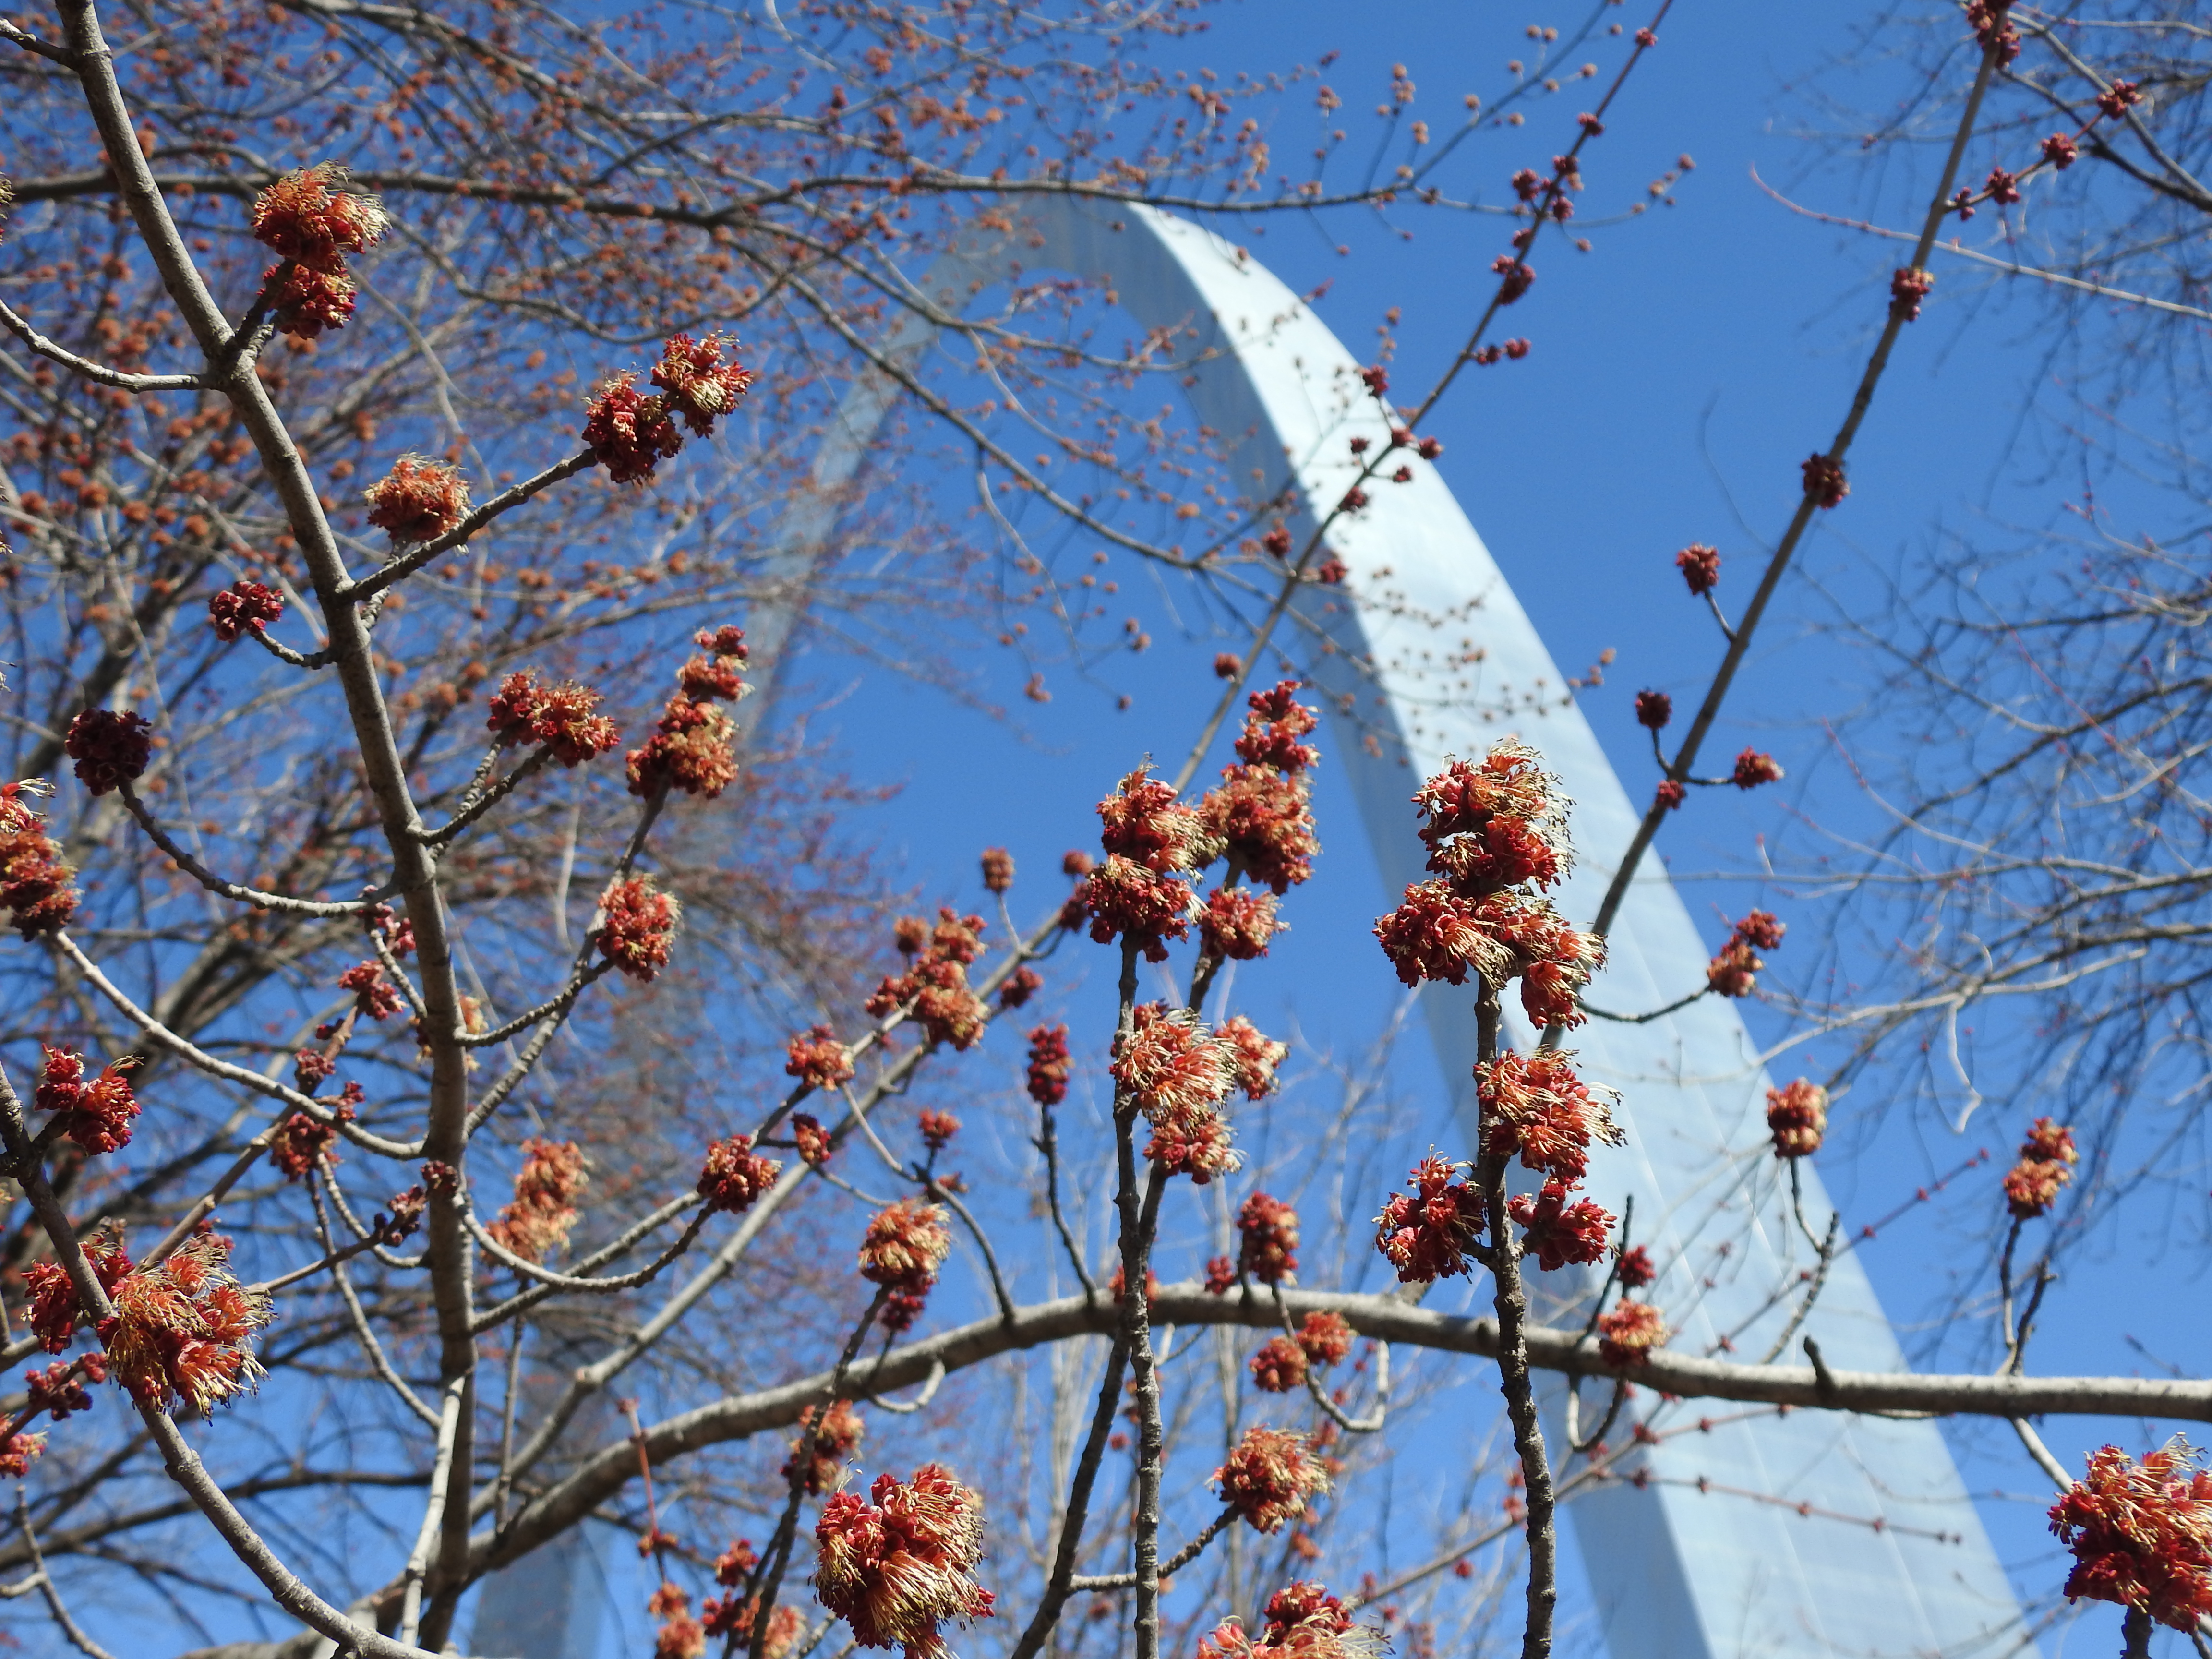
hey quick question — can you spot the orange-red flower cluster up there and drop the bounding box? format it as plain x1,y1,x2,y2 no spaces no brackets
1477,1048,1623,1184
1596,1299,1668,1368
1765,1078,1827,1159
25,1236,130,1353
648,1583,706,1659
2049,1442,2212,1631
0,786,77,938
1707,909,1784,998
1200,885,1285,961
784,1398,866,1496
787,1024,855,1092
980,846,1015,894
487,670,622,767
267,1111,340,1180
792,1113,833,1166
364,455,471,546
1219,1015,1288,1100
1237,1191,1300,1285
866,909,990,1050
1198,682,1322,895
98,1233,275,1414
627,627,750,799
208,580,284,643
583,335,754,483
598,877,680,982
1297,1311,1352,1368
35,1046,140,1156
703,1595,802,1657
698,1134,781,1215
917,1110,959,1153
652,332,755,437
2004,1116,2079,1219
1116,1004,1242,1184
1508,1179,1615,1272
1199,1582,1369,1659
1250,1334,1307,1394
1025,1023,1071,1107
1374,1155,1485,1284
1214,1425,1330,1534
250,163,387,339
487,1139,588,1262
813,1464,994,1659
64,708,153,796
859,1199,951,1298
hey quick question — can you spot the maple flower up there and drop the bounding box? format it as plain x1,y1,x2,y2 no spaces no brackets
337,960,403,1021
1765,1079,1827,1159
1235,681,1322,774
1373,880,1506,987
1730,748,1784,790
582,373,684,484
1250,1334,1308,1394
266,261,357,339
1596,1299,1668,1367
784,1398,866,1495
487,1139,588,1262
698,1134,782,1214
1889,267,1935,322
1509,1179,1615,1272
1477,1048,1623,1183
1097,766,1221,873
2023,1117,2078,1165
1199,765,1321,893
250,163,389,271
597,877,680,981
704,1596,803,1657
267,1111,340,1180
486,671,621,767
792,1113,833,1166
64,707,153,796
980,846,1015,893
1374,1155,1485,1283
0,1433,46,1479
1635,689,1673,730
1800,453,1848,509
2049,1440,2212,1630
35,1046,141,1156
1146,1112,1241,1184
813,1463,995,1659
1025,1024,1072,1107
1296,1311,1353,1368
651,331,754,437
1219,1015,1289,1100
1238,1191,1301,1284
1410,740,1573,893
998,965,1042,1010
1200,1581,1374,1659
1706,940,1762,998
100,1233,275,1414
1204,1255,1238,1295
1113,1005,1236,1133
0,787,78,938
1675,543,1721,595
627,696,739,799
208,580,284,642
787,1024,855,1091
859,1199,951,1295
1201,885,1284,961
905,957,989,1051
1615,1243,1657,1289
2042,132,2079,170
1215,1426,1330,1534
918,1110,960,1153
365,455,471,545
2005,1116,2079,1218
25,1237,131,1353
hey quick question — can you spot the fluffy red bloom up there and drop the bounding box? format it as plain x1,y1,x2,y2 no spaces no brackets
25,1238,131,1353
792,1113,833,1167
2042,132,2079,169
2023,1117,2079,1165
1199,1581,1370,1659
36,1046,141,1156
1731,748,1784,790
1146,1113,1240,1184
1215,1426,1330,1534
1250,1334,1308,1394
485,670,621,767
1374,1155,1485,1283
1615,1243,1657,1290
1596,1300,1668,1368
1214,652,1243,678
1025,1024,1071,1107
597,877,680,981
869,953,989,1051
208,580,284,642
1114,1006,1236,1136
266,262,357,338
0,1433,46,1479
1376,885,1603,1022
1675,544,1720,595
582,373,684,484
813,1464,994,1659
251,163,387,271
859,1200,951,1295
787,1025,855,1091
699,1134,782,1214
980,846,1015,893
364,455,471,545
1204,1255,1238,1295
2049,1441,2212,1630
784,1398,866,1495
1801,453,1848,509
1199,765,1320,894
1237,1192,1301,1284
1296,1311,1352,1368
651,331,754,437
1889,267,1935,322
1219,1015,1288,1101
1478,1048,1623,1183
1635,690,1672,730
1062,849,1095,878
337,960,403,1021
1373,880,1498,987
0,787,78,938
100,1233,274,1414
1732,910,1785,950
918,1111,960,1153
998,965,1042,1010
1509,1179,1616,1272
487,1139,588,1262
267,1111,339,1180
1098,767,1219,874
627,696,739,798
679,657,747,704
64,708,153,796
1201,885,1284,960
1765,1079,1827,1159
1235,682,1321,774
1655,779,1686,812
1411,740,1571,891
703,1597,802,1657
1706,940,1762,998
2005,1117,2079,1218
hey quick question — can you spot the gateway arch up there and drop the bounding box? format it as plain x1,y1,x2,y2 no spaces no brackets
475,201,2037,1659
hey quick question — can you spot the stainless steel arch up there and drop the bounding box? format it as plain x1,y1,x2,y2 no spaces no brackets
474,200,2038,1659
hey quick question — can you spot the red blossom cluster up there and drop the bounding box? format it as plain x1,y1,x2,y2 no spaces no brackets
1219,1014,1289,1100
1966,0,2020,62
980,846,1015,893
2004,1117,2079,1219
1676,543,1721,595
999,965,1041,1010
1115,1004,1241,1184
784,1398,866,1496
858,1198,952,1320
485,670,623,767
1707,909,1785,998
1477,1048,1623,1184
0,786,78,938
486,1139,588,1262
1889,266,1936,322
648,1584,705,1659
336,959,403,1021
813,1464,995,1659
1731,748,1784,790
597,877,681,982
652,332,756,437
266,261,356,340
1374,1155,1486,1284
1508,1180,1615,1272
364,455,471,546
582,333,754,483
1025,1024,1071,1107
866,909,990,1050
1765,1078,1828,1159
26,1236,130,1352
918,1110,960,1153
208,580,284,643
1199,1580,1367,1659
249,162,388,341
97,1233,274,1414
63,708,153,796
267,1111,341,1180
703,1595,802,1658
792,1113,833,1166
1596,1299,1668,1368
698,1134,782,1215
1296,1311,1352,1368
35,1046,140,1156
1237,1192,1300,1284
1201,885,1285,960
1615,1243,1657,1290
1801,452,1849,510
1635,689,1672,730
1250,1334,1308,1394
1214,1425,1330,1534
2049,1441,2212,1631
626,629,750,801
24,1356,101,1422
786,1024,855,1092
